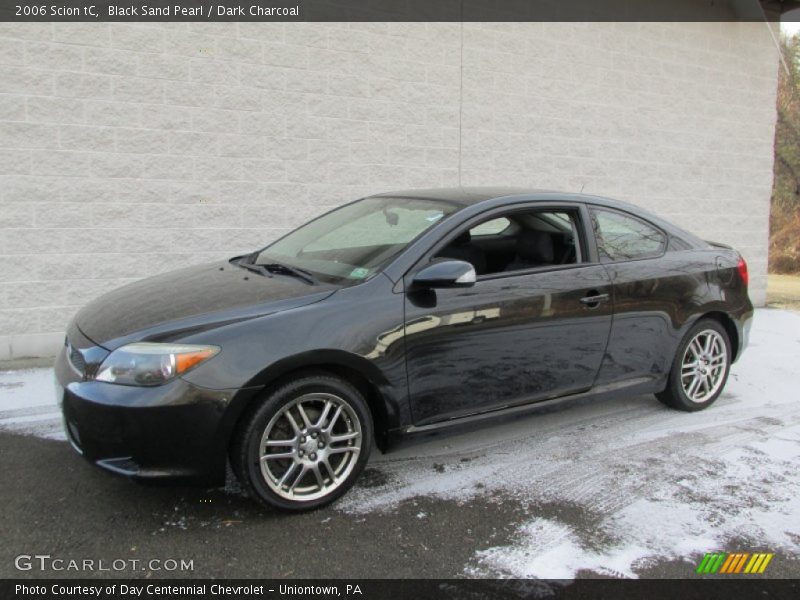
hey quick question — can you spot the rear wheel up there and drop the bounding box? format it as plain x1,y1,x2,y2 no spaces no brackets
232,374,372,511
656,319,731,412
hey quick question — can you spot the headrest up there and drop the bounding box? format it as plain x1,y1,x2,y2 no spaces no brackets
517,230,554,263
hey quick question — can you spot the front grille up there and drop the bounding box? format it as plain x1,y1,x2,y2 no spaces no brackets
66,339,87,377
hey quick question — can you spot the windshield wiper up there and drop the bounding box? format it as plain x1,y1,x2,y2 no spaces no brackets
235,260,273,277
234,253,317,284
260,263,317,285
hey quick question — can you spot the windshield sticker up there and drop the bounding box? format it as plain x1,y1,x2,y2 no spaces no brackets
426,211,444,222
350,267,370,279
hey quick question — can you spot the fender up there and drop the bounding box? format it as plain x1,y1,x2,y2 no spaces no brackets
220,348,402,454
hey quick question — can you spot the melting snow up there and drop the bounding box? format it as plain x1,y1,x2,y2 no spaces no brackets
0,365,64,440
2,309,799,578
340,308,800,578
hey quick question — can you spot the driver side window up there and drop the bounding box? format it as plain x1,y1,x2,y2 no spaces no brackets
434,210,582,277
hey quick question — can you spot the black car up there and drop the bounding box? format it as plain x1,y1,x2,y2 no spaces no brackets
55,188,753,510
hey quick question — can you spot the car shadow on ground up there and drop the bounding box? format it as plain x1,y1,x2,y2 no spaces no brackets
0,391,684,580
3,374,798,580
0,430,531,579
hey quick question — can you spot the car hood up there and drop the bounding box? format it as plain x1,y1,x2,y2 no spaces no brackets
75,261,337,350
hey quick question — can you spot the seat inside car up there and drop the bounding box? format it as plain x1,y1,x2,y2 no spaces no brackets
504,229,555,271
437,231,487,274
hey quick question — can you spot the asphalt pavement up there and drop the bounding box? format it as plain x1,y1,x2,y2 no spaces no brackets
1,309,799,580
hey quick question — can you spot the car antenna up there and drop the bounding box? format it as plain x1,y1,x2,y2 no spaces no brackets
580,182,586,193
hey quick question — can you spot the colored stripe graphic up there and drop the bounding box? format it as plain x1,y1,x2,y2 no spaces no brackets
734,553,749,573
758,554,774,573
696,553,712,573
745,554,763,573
720,553,737,574
719,553,735,573
711,553,726,573
698,552,774,574
697,552,726,574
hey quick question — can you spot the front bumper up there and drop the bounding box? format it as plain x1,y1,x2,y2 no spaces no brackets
55,333,251,486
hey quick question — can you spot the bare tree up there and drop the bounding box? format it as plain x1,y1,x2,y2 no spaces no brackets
771,34,800,273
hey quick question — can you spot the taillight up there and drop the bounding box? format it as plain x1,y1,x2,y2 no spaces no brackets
737,256,749,287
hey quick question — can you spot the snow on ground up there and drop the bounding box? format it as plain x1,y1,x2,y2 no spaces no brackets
340,308,800,578
1,308,799,578
0,365,64,441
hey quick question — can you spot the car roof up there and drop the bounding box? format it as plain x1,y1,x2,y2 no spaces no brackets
369,187,639,211
369,187,706,247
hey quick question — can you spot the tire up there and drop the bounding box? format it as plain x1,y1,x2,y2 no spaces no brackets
231,373,373,511
656,319,732,412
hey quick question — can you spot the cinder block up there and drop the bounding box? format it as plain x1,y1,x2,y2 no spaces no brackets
3,176,57,203
192,108,240,133
189,59,239,86
216,36,262,63
164,31,217,58
0,148,31,174
141,154,195,180
214,86,262,111
84,100,137,127
138,54,191,81
0,204,34,228
163,81,215,107
53,23,110,47
0,122,58,149
110,24,164,53
34,202,86,228
168,131,219,156
0,66,53,95
26,42,84,71
0,308,40,336
112,76,164,103
84,47,138,76
0,23,53,42
0,93,25,120
59,125,116,152
0,21,778,347
141,104,194,130
115,128,170,154
89,152,144,178
0,37,26,66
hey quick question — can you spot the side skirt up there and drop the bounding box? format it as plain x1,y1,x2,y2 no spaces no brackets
385,377,661,449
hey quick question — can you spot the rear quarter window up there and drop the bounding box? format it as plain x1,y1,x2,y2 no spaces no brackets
590,208,666,262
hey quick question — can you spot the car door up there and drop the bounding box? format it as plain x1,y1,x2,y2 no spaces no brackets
402,205,614,425
587,206,690,388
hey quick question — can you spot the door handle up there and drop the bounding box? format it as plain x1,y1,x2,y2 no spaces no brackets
580,292,610,307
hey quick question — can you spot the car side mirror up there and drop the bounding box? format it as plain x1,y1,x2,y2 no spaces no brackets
412,260,476,289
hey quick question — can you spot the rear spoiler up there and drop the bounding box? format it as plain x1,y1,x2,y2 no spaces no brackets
706,240,733,250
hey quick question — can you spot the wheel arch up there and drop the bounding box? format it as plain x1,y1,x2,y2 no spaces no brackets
227,350,396,453
695,311,740,362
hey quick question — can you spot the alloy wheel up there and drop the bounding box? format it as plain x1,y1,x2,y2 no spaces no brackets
680,329,728,403
258,392,362,502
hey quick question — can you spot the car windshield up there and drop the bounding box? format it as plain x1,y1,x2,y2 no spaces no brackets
255,197,459,283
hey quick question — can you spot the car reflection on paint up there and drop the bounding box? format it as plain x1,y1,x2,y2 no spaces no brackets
55,188,752,510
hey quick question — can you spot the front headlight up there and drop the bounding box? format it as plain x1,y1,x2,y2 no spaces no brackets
95,343,220,386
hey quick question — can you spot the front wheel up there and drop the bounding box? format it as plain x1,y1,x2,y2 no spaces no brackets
656,319,732,412
232,374,372,511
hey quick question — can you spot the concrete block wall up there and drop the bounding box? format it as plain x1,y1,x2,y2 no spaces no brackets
459,21,778,305
0,19,779,359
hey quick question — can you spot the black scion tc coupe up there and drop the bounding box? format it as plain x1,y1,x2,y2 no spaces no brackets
55,188,753,510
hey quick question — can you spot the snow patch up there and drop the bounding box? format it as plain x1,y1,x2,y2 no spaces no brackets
340,309,800,579
2,309,799,579
469,518,647,579
0,368,64,440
